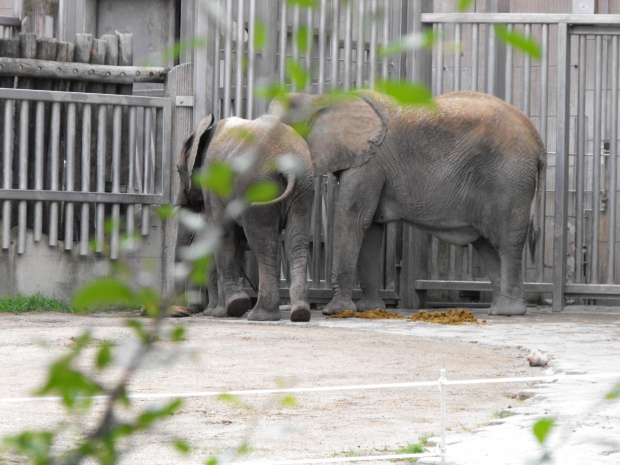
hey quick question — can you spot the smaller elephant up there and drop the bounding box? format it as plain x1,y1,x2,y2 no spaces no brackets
175,114,314,322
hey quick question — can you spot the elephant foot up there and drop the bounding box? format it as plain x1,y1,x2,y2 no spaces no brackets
247,307,282,321
226,293,252,318
355,296,386,312
203,304,226,317
322,297,356,316
489,293,527,316
186,303,205,314
290,303,311,322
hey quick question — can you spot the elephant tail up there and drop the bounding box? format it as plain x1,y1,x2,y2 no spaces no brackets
528,154,547,262
251,172,296,206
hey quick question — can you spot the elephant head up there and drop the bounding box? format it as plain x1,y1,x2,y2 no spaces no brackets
268,92,388,176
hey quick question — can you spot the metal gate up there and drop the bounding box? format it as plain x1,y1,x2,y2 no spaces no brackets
195,0,408,304
418,12,620,311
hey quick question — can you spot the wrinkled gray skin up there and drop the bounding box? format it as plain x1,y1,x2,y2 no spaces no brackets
270,90,546,316
175,114,314,322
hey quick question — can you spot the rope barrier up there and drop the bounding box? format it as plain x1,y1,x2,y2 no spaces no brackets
0,372,618,404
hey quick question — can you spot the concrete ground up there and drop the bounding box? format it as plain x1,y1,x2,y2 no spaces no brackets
311,305,620,465
0,305,618,465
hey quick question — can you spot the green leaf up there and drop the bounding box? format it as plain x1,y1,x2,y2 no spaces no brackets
375,79,435,107
295,25,310,53
161,37,208,62
378,29,438,57
245,182,279,203
137,399,183,429
457,0,475,12
532,418,555,444
96,342,114,369
189,256,212,286
255,82,288,101
495,24,542,60
606,382,620,400
217,393,251,410
157,204,177,220
173,439,191,455
135,287,161,318
286,58,309,89
194,161,235,199
285,0,318,7
280,395,297,406
206,458,219,465
127,319,149,344
254,19,267,52
37,356,104,408
72,277,136,312
3,431,54,465
171,325,186,343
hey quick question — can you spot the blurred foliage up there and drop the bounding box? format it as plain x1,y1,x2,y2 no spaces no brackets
495,24,542,60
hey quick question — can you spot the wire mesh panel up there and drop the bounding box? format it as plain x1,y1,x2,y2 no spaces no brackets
0,88,171,259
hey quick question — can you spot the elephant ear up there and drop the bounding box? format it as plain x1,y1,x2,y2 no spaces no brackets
307,96,387,175
175,114,216,207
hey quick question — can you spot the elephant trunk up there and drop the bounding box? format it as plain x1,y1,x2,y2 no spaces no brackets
251,172,296,207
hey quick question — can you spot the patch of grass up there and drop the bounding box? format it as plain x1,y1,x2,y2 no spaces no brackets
493,409,516,419
0,294,73,313
394,434,434,463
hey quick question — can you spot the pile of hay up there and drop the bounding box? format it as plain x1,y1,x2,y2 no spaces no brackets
410,309,480,325
329,309,405,319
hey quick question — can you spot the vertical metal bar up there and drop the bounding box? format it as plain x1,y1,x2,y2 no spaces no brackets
49,102,60,247
64,102,76,250
454,23,461,91
553,23,571,312
537,23,549,282
504,24,513,105
224,0,233,117
235,0,244,117
2,99,14,250
486,24,496,95
381,0,389,79
343,0,352,91
212,15,222,121
356,0,365,88
111,105,121,259
575,35,587,285
279,0,287,84
305,6,314,75
435,23,444,95
522,24,531,116
126,106,137,240
17,100,29,254
439,369,447,465
79,104,91,256
471,23,479,92
96,105,106,252
592,35,603,284
33,101,44,242
291,4,300,91
141,107,153,236
331,0,339,89
369,0,377,88
247,0,256,119
318,0,327,94
607,35,618,283
431,237,439,279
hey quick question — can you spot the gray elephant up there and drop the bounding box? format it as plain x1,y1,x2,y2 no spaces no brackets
175,114,314,322
271,90,546,317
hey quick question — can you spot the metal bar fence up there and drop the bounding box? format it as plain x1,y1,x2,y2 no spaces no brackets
0,88,171,258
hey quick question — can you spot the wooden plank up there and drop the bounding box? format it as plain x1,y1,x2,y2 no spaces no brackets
0,57,168,85
115,32,134,95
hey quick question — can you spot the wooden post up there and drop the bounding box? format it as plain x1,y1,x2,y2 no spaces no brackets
162,62,194,300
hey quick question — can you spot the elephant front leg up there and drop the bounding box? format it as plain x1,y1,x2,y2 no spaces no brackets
203,262,227,317
215,228,252,318
323,171,382,316
355,223,386,312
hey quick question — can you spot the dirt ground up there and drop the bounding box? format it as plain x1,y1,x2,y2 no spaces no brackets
0,309,542,464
